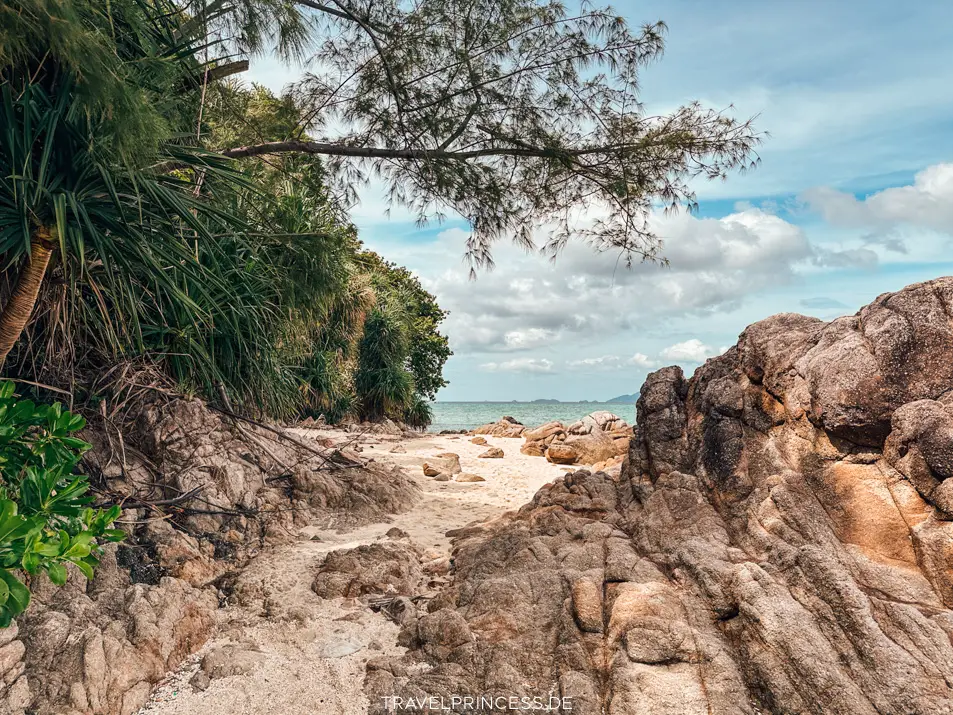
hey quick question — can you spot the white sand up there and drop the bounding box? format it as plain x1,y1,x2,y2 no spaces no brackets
137,432,566,715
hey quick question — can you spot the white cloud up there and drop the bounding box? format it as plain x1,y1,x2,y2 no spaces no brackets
409,207,841,358
802,163,953,235
479,358,555,374
502,328,555,351
627,353,657,368
566,355,624,371
566,352,660,372
660,339,719,364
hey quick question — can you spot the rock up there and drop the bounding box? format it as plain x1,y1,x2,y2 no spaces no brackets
470,436,488,445
0,621,18,649
190,670,211,692
389,444,407,453
316,637,365,658
523,421,566,442
563,431,628,465
422,454,461,476
433,472,451,481
545,443,578,464
200,644,266,680
567,411,630,435
365,277,953,715
591,455,624,473
312,542,425,598
520,441,547,457
477,447,504,459
471,417,525,438
454,473,486,483
434,453,462,474
15,392,422,714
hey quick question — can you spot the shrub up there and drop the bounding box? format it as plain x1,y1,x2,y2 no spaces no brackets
0,382,123,626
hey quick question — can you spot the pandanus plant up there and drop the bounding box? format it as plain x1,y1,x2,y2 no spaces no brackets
0,81,242,370
0,0,252,375
0,80,252,373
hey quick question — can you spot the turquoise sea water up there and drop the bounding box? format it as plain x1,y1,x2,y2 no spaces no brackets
427,402,636,433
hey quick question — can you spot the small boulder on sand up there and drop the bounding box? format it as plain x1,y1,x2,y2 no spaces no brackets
455,473,486,483
470,436,488,446
433,473,451,481
389,444,407,453
546,443,578,465
478,447,504,459
435,453,462,473
422,453,461,476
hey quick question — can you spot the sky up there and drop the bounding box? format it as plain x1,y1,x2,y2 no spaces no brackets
248,0,953,402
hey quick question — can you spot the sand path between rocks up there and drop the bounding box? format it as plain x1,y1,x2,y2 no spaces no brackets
137,431,569,715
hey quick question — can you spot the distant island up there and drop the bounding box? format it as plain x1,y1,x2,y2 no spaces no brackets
531,398,562,404
606,393,638,403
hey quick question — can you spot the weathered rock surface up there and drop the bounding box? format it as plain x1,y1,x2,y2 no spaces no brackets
545,442,578,464
470,417,525,438
365,278,953,714
567,410,630,435
312,542,426,598
478,447,505,459
523,412,631,465
18,397,418,715
454,473,486,483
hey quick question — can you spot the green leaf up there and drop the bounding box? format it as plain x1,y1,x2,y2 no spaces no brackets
104,527,126,539
0,571,30,617
47,563,67,586
74,559,95,581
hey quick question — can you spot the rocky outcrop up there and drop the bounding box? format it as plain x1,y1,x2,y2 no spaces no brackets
567,410,629,435
523,412,632,465
470,416,525,438
365,277,953,714
18,396,418,715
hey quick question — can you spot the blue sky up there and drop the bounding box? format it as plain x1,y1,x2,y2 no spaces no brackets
249,0,953,401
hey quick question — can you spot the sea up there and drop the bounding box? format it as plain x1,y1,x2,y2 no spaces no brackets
427,401,635,433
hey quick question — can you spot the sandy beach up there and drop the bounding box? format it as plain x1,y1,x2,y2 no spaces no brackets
136,429,569,715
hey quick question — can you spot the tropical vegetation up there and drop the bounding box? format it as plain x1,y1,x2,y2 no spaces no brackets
0,0,450,426
0,381,123,626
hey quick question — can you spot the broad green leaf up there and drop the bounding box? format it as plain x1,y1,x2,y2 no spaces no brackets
47,563,67,586
0,571,30,616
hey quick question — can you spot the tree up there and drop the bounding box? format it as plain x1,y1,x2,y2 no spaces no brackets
211,0,760,268
0,0,247,372
360,252,451,400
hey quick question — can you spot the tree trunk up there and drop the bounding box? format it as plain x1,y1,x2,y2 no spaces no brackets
0,227,56,369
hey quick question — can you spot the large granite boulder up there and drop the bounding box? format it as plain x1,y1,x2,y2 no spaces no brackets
365,277,953,715
471,416,526,438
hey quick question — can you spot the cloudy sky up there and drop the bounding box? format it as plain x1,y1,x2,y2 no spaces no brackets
250,0,953,401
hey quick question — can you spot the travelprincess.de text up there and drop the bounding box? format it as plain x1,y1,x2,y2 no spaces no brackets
380,695,573,712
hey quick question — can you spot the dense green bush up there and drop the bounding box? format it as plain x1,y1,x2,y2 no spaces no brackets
0,382,123,626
